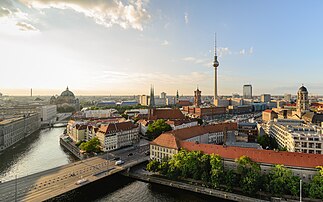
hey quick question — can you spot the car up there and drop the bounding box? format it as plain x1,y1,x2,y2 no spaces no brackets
128,153,133,156
75,178,88,185
113,157,120,161
115,160,125,165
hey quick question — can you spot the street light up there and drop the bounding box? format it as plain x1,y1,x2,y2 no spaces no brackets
300,179,302,202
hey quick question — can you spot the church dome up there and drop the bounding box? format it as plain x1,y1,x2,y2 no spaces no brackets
298,85,308,93
60,87,75,97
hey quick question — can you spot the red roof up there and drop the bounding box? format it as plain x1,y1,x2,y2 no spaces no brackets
179,141,323,169
149,108,185,120
166,122,237,140
263,109,273,113
98,121,136,135
150,133,180,149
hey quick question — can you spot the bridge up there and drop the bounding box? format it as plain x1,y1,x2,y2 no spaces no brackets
0,146,149,202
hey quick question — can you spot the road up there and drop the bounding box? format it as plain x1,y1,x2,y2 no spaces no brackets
0,144,149,202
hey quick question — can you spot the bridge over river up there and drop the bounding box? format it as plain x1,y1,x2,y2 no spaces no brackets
0,149,149,202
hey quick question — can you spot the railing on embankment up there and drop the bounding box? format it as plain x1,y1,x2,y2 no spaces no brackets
59,137,84,160
123,172,269,202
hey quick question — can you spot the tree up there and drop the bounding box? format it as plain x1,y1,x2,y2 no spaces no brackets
80,137,101,153
266,164,300,197
257,135,270,149
235,156,261,195
209,154,223,188
146,119,172,140
223,169,236,192
200,154,211,182
308,166,323,199
146,160,160,172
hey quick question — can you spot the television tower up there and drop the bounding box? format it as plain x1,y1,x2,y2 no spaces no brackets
213,33,220,103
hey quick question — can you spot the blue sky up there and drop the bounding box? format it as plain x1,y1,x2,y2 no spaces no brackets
0,0,323,96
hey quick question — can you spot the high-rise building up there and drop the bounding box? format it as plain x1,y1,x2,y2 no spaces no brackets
149,85,155,107
261,94,271,103
194,87,202,107
296,85,309,117
160,92,166,99
213,34,219,105
243,85,252,99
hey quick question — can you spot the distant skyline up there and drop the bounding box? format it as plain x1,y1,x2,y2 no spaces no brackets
1,0,323,96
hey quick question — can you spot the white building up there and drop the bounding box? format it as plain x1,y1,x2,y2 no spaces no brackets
0,113,41,151
266,119,323,154
39,105,57,123
96,121,139,151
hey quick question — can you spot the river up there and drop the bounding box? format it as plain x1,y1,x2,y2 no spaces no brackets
0,128,229,202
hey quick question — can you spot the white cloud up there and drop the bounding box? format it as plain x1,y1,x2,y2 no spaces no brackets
16,21,38,31
0,0,37,32
0,7,11,17
217,47,231,57
182,57,211,67
161,40,169,46
184,12,188,24
20,0,150,31
239,49,245,55
239,47,254,55
249,47,253,54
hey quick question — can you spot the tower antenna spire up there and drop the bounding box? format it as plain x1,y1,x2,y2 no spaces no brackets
214,32,217,57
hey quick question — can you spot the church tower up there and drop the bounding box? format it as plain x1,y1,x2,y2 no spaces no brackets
213,34,220,106
296,85,309,117
194,86,202,107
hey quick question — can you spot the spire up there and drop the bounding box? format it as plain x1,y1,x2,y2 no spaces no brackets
213,33,219,68
66,86,69,91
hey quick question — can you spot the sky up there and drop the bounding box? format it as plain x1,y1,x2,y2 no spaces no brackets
1,0,323,96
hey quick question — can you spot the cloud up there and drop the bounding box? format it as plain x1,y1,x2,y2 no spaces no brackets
0,7,11,17
217,47,231,57
182,57,211,67
20,0,150,31
239,49,245,55
161,40,169,46
239,47,254,55
16,21,38,31
184,12,188,24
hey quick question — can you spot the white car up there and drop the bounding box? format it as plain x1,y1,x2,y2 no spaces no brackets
75,178,88,185
115,160,125,165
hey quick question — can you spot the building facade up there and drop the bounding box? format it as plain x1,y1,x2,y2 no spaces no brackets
266,119,323,154
243,85,252,99
150,133,323,182
96,121,139,151
0,113,41,151
194,87,202,107
150,122,237,162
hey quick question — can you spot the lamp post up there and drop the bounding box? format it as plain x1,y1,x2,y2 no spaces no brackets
300,179,302,202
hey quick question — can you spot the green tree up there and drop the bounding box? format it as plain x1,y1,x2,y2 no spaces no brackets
257,135,270,149
209,154,223,188
146,119,172,140
200,154,211,182
308,166,323,199
266,164,300,197
223,169,236,192
146,160,160,172
80,137,101,153
235,156,261,195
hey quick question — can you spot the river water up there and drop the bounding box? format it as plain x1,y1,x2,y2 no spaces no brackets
0,128,229,202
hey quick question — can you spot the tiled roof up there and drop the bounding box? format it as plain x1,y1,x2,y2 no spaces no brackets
166,122,237,140
98,121,136,135
149,108,185,120
263,109,273,113
150,133,180,149
179,142,323,169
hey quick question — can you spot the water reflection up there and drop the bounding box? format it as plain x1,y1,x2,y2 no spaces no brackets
0,128,77,181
